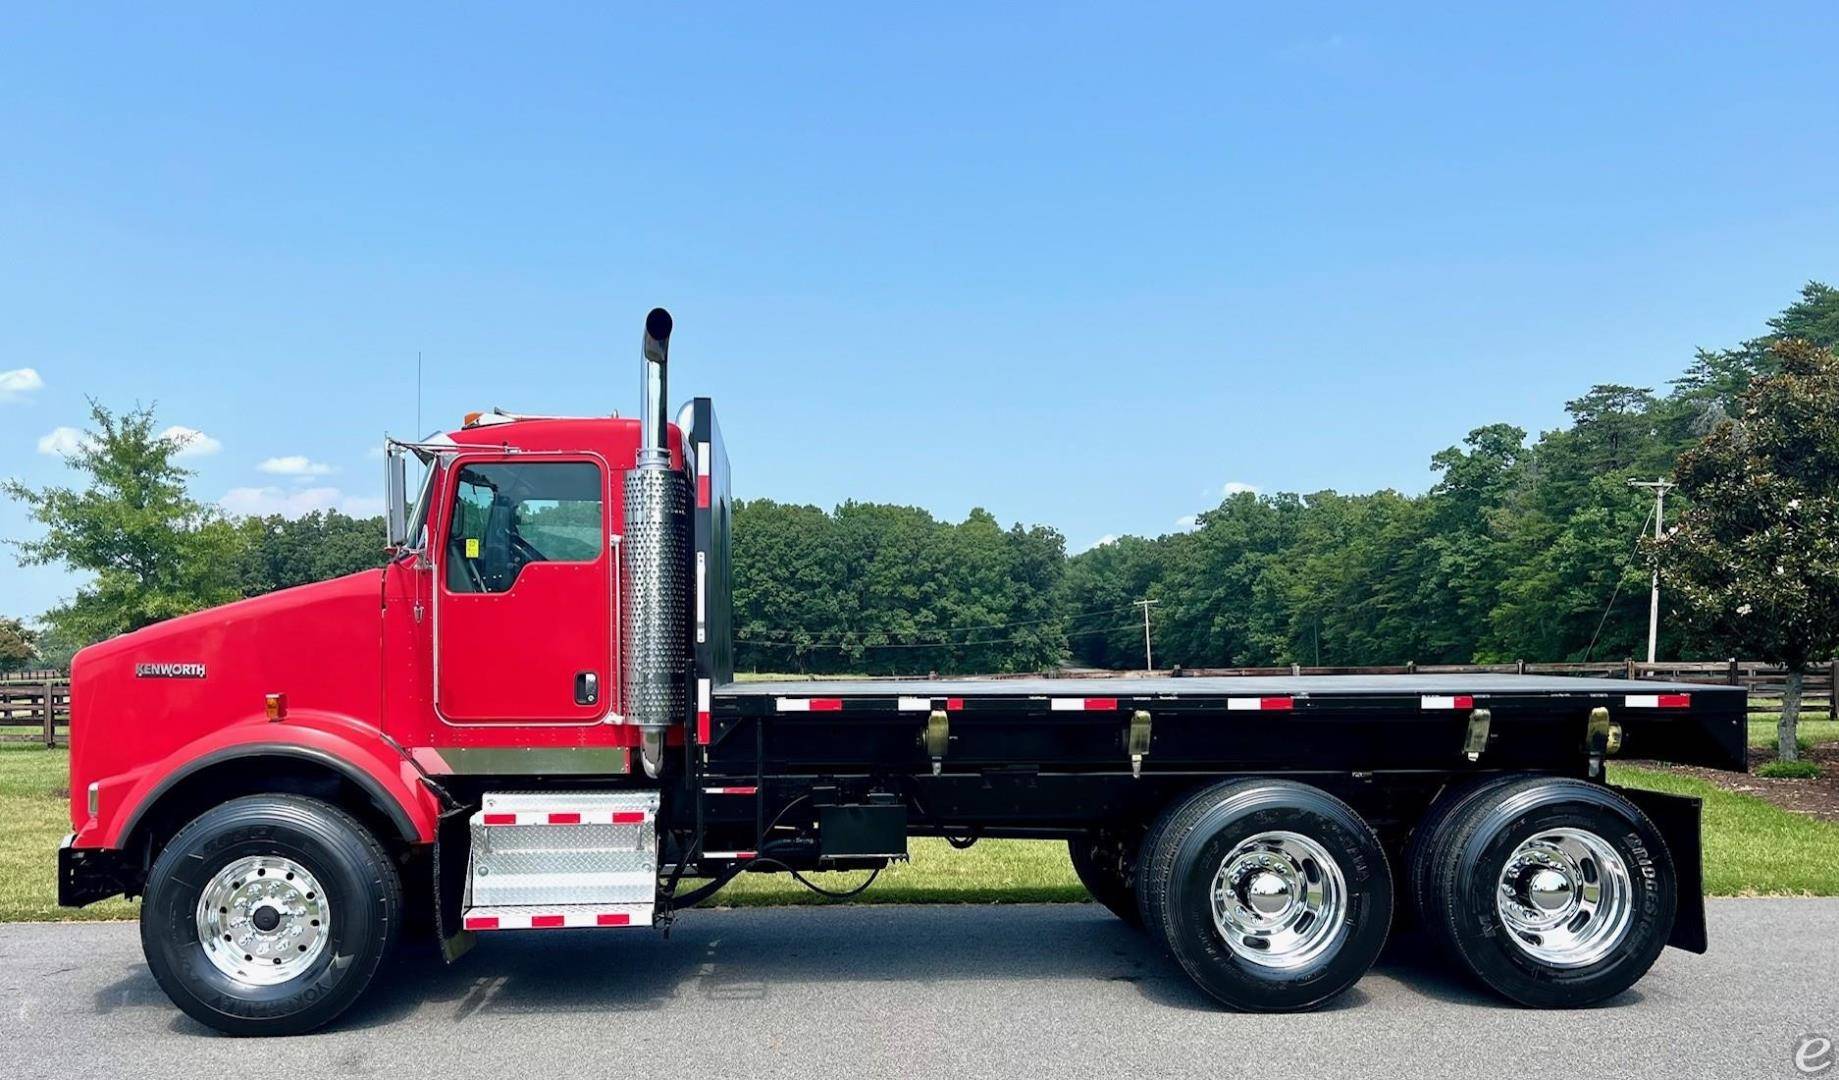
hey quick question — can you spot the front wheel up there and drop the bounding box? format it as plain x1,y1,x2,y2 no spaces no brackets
1138,779,1393,1011
140,795,402,1036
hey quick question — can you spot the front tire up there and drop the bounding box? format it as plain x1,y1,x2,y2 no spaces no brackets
141,795,402,1036
1423,777,1674,1008
1138,779,1392,1011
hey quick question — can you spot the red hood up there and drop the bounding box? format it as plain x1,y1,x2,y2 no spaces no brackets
69,570,386,832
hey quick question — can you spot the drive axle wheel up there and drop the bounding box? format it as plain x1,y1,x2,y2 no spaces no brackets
1422,777,1674,1008
141,795,401,1036
1138,779,1392,1011
1068,833,1143,928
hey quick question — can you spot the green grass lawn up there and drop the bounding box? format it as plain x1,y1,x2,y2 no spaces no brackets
2,747,1833,923
1609,765,1839,896
0,746,135,922
1747,713,1837,751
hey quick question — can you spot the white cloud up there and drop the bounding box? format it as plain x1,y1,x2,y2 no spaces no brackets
1072,533,1119,554
220,485,381,519
1173,514,1199,532
0,368,45,402
1222,481,1260,496
36,426,92,456
160,425,222,458
258,455,335,477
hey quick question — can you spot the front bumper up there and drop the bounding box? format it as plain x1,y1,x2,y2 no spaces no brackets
58,834,136,907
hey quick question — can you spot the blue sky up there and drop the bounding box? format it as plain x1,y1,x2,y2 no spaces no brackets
3,5,1836,621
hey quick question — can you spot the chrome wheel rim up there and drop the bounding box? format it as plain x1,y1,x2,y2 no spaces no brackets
1210,831,1348,969
1495,827,1632,969
195,855,329,986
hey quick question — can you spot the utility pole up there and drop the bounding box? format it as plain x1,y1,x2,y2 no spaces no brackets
1628,478,1675,664
1135,599,1159,672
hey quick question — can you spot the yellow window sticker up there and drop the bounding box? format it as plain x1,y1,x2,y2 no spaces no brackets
465,538,480,559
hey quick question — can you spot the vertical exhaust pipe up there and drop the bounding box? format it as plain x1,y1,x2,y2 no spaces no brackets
624,307,688,778
639,307,673,467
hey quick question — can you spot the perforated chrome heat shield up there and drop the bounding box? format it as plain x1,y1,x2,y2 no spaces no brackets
622,465,688,774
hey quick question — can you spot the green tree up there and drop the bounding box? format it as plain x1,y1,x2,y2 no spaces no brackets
731,499,1066,675
1155,491,1302,667
1059,535,1169,669
235,511,388,596
3,402,244,645
1651,339,1839,762
0,617,39,671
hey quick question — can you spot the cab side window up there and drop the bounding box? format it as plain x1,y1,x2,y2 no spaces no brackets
444,461,603,594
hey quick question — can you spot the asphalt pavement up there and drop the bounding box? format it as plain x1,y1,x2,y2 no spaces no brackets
1,899,1833,1080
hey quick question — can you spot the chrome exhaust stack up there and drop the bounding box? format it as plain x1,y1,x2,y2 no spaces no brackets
623,307,689,778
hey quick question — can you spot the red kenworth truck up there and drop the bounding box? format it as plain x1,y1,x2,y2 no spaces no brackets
59,310,1747,1034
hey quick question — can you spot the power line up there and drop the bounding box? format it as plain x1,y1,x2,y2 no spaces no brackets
1627,477,1675,663
1583,501,1657,663
1134,599,1158,671
735,602,1142,643
737,623,1141,651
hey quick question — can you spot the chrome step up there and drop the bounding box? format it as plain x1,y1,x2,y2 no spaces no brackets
466,791,659,917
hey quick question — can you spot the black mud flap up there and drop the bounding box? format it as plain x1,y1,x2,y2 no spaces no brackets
58,835,136,907
433,806,475,963
1615,785,1707,953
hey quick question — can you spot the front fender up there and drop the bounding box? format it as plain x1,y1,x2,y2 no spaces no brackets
92,710,440,850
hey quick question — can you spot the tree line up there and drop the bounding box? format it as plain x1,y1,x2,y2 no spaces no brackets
7,285,1837,701
734,283,1839,684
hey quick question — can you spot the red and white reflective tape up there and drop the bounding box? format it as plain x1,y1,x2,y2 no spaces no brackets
1049,697,1120,712
697,678,712,744
1625,693,1691,709
696,442,712,508
703,850,757,860
703,786,758,795
776,697,844,712
897,696,967,712
464,909,634,931
1420,695,1476,710
479,810,650,826
1227,696,1295,711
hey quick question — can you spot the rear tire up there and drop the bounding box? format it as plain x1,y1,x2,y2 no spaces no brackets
1068,834,1142,928
140,794,402,1036
1138,779,1392,1011
1423,777,1674,1008
1403,773,1530,929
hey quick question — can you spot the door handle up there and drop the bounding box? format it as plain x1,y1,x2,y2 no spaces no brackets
575,671,600,706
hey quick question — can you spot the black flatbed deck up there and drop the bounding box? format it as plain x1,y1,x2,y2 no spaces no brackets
707,673,1748,774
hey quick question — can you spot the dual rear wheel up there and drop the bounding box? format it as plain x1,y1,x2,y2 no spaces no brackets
1091,775,1676,1012
1134,779,1394,1011
1409,775,1675,1007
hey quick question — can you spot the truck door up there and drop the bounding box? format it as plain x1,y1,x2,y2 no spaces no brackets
434,454,613,724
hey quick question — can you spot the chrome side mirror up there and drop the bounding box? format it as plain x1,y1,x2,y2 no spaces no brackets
384,445,410,550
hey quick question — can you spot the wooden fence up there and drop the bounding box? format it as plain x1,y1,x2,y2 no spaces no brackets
3,659,1833,748
0,677,70,747
932,659,1837,716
